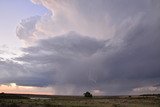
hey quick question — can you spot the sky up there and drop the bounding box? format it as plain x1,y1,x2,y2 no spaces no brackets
0,0,160,95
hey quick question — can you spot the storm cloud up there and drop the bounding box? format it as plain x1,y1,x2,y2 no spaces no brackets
1,0,160,95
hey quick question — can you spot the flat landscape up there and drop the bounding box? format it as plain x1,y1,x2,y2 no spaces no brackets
0,93,160,107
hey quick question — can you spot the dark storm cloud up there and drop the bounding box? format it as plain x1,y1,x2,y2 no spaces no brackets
0,59,53,87
15,32,106,87
2,22,160,94
1,0,160,95
14,18,160,94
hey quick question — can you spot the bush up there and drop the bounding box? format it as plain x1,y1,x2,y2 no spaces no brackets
83,92,92,98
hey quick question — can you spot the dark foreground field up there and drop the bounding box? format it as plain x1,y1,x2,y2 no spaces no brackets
0,93,160,107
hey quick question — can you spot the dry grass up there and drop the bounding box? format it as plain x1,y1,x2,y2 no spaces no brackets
0,95,160,107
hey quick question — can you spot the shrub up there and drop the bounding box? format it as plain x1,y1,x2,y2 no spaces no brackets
83,92,92,98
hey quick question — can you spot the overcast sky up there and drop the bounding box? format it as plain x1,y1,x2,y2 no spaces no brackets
0,0,160,95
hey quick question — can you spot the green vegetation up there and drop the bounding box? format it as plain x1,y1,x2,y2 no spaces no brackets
0,94,160,107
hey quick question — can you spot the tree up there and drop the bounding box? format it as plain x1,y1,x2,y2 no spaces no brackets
83,91,92,98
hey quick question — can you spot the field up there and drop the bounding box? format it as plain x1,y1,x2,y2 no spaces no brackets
0,93,160,107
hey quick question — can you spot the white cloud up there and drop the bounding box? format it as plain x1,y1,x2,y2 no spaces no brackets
132,86,160,94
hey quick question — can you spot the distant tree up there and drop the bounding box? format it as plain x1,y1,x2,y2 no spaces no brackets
83,91,92,98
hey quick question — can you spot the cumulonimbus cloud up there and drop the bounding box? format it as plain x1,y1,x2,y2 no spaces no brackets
1,0,160,95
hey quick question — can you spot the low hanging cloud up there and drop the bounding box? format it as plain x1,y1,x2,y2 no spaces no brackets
1,0,160,95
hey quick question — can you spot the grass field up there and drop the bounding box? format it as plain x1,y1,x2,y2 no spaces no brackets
0,94,160,107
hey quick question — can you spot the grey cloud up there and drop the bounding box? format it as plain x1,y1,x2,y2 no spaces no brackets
2,22,160,94
1,0,160,95
16,16,40,43
16,32,106,87
14,19,160,94
0,59,53,87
